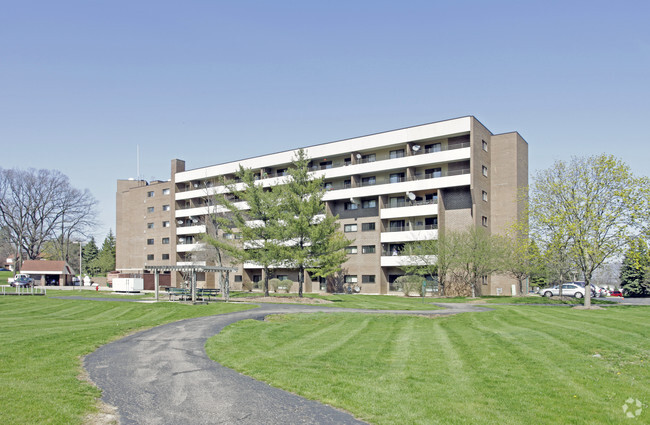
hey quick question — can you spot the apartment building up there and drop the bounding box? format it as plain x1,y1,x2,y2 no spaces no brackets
116,116,528,295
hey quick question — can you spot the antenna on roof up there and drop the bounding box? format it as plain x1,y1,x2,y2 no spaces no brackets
137,145,140,181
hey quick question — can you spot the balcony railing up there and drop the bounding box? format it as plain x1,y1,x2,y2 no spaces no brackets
177,143,471,193
384,198,438,208
387,224,438,233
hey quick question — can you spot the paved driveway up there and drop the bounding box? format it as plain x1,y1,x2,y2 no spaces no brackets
84,302,491,425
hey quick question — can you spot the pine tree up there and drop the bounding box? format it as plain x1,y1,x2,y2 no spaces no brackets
619,238,650,297
82,237,99,275
278,149,350,297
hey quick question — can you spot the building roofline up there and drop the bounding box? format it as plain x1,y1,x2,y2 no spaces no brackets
180,115,479,174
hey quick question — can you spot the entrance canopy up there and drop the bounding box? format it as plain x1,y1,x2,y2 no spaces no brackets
145,265,236,303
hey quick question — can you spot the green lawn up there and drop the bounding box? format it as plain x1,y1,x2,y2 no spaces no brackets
44,288,151,299
232,293,443,310
0,296,253,425
0,270,12,285
207,305,650,424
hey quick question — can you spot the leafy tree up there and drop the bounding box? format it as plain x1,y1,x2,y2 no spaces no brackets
529,154,650,307
619,238,650,297
200,178,242,301
395,275,424,296
277,150,349,297
399,239,444,295
448,227,506,297
0,168,97,271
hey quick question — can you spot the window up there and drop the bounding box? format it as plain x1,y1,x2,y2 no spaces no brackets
324,182,333,191
389,172,405,183
162,221,170,227
234,233,242,239
147,254,154,260
390,220,405,232
482,216,488,227
147,191,154,197
343,179,352,189
345,246,358,254
344,224,357,232
344,202,359,210
147,206,154,213
276,168,287,176
482,140,488,152
481,275,488,285
345,275,358,284
162,205,170,211
276,275,288,281
362,245,376,254
425,168,442,178
361,153,376,163
362,275,376,284
147,239,154,245
482,191,488,202
361,176,376,186
162,188,170,195
147,222,154,229
344,158,351,166
162,254,170,260
234,275,242,282
482,165,488,177
162,237,170,244
320,161,332,169
389,149,405,159
362,199,376,209
425,143,441,153
389,197,405,208
362,222,376,231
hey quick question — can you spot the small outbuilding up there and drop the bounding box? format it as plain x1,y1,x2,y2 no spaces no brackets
20,260,75,286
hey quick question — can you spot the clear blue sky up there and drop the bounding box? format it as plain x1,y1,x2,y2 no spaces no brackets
1,1,649,242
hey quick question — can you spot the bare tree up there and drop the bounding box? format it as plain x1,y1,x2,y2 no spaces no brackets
0,168,98,272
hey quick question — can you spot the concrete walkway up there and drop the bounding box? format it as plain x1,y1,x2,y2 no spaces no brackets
84,302,491,425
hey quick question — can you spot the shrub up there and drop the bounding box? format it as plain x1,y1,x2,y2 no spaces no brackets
282,280,293,293
241,281,254,292
396,275,424,297
269,278,282,293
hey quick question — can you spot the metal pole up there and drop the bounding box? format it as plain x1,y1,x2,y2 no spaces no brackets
191,272,196,304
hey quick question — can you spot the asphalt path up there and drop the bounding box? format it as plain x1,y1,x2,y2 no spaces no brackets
84,302,490,425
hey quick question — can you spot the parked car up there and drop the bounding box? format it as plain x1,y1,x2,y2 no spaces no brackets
610,290,623,297
10,276,33,288
541,283,586,298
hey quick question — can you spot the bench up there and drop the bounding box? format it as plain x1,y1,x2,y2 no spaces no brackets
165,287,220,302
166,287,191,301
197,288,220,301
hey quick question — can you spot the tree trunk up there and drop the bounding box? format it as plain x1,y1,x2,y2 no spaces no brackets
584,278,592,308
298,266,304,297
263,267,270,297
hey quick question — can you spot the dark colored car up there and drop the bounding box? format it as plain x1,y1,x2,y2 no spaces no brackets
10,276,33,288
610,290,623,297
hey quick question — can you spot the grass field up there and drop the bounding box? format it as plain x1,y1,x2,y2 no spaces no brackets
207,305,650,424
0,296,253,425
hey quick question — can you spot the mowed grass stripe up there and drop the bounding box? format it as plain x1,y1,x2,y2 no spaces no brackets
0,297,253,425
208,306,650,425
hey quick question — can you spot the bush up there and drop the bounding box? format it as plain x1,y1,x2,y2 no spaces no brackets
242,281,254,292
396,275,424,297
269,278,282,293
282,280,293,293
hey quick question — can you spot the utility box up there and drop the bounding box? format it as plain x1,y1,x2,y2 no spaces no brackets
112,278,144,292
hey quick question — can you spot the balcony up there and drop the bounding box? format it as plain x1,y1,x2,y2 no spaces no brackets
380,254,437,267
381,228,438,243
381,202,438,220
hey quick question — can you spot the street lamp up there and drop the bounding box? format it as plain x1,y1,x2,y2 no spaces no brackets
78,241,86,286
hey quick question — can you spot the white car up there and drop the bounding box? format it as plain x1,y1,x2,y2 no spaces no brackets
541,283,586,298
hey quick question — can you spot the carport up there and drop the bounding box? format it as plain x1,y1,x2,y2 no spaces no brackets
20,260,74,286
145,265,236,303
